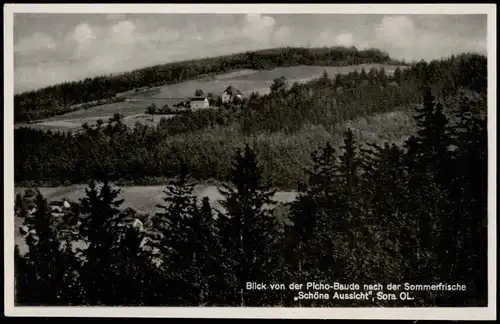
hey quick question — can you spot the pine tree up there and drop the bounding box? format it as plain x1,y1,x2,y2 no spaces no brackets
318,69,331,88
152,163,198,304
15,191,79,305
402,89,458,304
440,91,488,305
334,129,369,287
216,145,280,306
14,244,31,305
184,196,219,305
393,66,402,83
407,87,452,176
98,206,165,306
77,180,127,305
359,142,419,295
152,163,220,305
378,67,388,86
285,142,342,306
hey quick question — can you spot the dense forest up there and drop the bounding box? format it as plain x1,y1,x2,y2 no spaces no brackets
14,46,398,123
15,53,487,189
15,81,488,305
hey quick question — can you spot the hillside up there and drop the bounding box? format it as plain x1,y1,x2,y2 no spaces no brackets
16,63,402,133
14,53,486,189
14,46,400,123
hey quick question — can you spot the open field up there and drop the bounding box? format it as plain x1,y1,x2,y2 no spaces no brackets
15,113,177,132
16,64,401,133
14,184,298,215
123,64,400,99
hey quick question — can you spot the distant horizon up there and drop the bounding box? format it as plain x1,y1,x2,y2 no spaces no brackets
13,13,487,94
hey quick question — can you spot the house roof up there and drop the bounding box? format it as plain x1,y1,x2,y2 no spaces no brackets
189,97,207,101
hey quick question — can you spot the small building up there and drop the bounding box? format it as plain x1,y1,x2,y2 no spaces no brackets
49,199,71,217
189,97,209,110
221,91,232,104
222,89,243,104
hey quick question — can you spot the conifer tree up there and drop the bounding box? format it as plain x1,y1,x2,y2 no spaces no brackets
109,208,166,306
15,191,79,305
359,142,418,290
184,196,219,305
285,142,341,306
407,87,452,177
14,244,31,305
77,180,127,305
393,66,402,83
153,164,220,305
216,145,280,306
152,163,198,304
439,91,488,305
334,129,370,285
402,90,457,303
378,67,388,86
318,70,331,88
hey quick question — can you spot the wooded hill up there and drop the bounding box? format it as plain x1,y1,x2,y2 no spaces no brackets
14,47,399,123
14,53,486,189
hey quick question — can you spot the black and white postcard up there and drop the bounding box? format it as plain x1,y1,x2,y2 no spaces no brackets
3,3,497,320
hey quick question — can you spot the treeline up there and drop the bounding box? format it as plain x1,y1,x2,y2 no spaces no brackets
15,90,488,306
242,51,487,134
14,54,487,188
14,46,396,123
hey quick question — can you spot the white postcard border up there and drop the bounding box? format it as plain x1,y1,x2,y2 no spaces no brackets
3,3,497,320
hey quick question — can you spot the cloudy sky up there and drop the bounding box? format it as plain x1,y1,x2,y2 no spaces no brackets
13,13,487,94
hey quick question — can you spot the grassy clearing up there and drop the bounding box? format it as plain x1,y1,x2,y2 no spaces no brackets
48,101,148,120
21,64,404,133
146,64,402,98
17,113,177,133
13,183,298,254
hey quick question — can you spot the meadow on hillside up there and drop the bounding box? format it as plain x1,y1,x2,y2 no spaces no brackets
15,46,398,123
18,64,400,133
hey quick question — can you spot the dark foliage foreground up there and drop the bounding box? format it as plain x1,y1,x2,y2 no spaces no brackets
14,89,487,306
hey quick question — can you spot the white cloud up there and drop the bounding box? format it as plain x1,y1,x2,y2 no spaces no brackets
373,16,417,61
15,14,294,92
336,33,354,47
65,23,98,59
15,63,84,92
13,14,487,93
15,32,56,53
370,15,486,61
376,16,416,46
242,13,276,46
273,27,293,46
311,30,354,48
72,23,96,44
109,20,136,44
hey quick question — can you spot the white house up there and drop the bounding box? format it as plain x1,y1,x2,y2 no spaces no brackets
48,199,71,217
189,97,210,110
221,91,232,104
222,89,243,104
